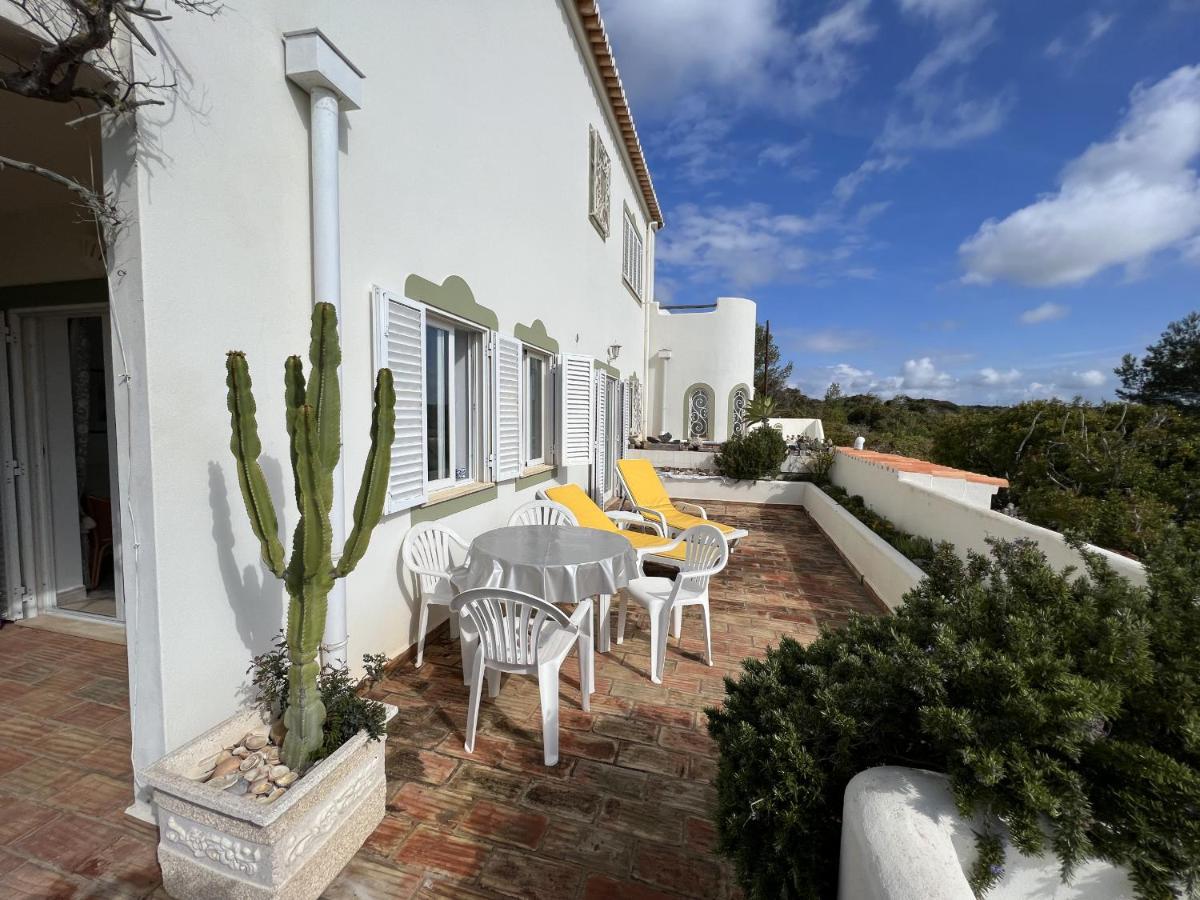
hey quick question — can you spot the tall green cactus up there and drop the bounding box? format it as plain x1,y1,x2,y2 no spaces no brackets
226,302,395,770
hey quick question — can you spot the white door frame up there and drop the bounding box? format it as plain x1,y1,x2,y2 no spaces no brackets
6,303,125,623
1,311,35,621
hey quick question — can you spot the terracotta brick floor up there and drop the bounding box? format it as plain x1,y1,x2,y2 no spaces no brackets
0,503,880,899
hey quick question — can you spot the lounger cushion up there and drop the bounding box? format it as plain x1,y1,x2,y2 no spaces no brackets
616,459,748,539
544,483,686,561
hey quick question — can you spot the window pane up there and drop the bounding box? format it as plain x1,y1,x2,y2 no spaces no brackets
528,355,543,461
426,324,450,482
453,329,472,480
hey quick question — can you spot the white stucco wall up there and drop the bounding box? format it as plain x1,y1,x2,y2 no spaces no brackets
116,0,660,765
753,417,825,442
832,453,1147,585
840,767,1133,900
646,297,756,441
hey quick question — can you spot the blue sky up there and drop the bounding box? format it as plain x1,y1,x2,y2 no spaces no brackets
602,0,1200,404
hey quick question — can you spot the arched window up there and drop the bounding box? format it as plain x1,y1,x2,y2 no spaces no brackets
729,385,749,438
685,384,714,440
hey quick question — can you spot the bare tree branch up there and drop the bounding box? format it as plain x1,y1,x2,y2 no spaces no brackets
0,153,121,230
1,0,221,239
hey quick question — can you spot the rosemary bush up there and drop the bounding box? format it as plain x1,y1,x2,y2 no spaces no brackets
708,535,1200,899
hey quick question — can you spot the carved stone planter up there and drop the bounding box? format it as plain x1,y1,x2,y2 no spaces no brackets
145,704,396,899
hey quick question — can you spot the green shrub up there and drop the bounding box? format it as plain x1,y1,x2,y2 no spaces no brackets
821,484,937,570
717,426,789,480
707,537,1200,900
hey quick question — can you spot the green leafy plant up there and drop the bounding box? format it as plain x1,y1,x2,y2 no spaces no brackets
248,633,388,761
747,394,777,424
716,425,789,480
226,302,395,770
708,537,1200,900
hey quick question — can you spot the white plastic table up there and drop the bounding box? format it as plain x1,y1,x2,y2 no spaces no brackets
453,525,638,657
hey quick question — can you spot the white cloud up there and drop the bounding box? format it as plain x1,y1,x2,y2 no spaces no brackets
602,0,876,117
976,367,1022,385
1066,369,1107,388
656,202,820,288
877,9,1011,152
834,153,909,202
960,65,1200,286
902,356,955,389
1045,11,1117,63
1019,302,1070,324
896,0,985,23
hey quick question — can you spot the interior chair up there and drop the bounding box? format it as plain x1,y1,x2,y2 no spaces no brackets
452,587,593,766
85,495,113,590
617,523,729,684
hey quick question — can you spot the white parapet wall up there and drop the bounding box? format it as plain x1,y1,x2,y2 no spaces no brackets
831,452,1147,586
839,767,1133,900
753,417,825,442
660,476,925,610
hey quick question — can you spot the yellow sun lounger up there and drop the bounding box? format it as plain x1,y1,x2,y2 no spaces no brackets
540,482,689,652
540,483,686,567
615,458,749,547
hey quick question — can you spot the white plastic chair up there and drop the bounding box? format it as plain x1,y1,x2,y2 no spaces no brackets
617,524,729,684
507,499,578,528
400,522,473,673
452,587,593,766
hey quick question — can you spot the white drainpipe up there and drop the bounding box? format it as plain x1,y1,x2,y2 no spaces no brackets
284,30,364,669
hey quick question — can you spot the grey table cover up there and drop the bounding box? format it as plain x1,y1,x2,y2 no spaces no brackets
452,525,637,604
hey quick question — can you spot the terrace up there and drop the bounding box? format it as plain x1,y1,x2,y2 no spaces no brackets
0,502,881,899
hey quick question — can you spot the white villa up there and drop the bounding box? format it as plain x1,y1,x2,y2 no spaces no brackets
0,0,755,819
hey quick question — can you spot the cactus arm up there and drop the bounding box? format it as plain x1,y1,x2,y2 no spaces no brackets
336,368,396,578
225,352,286,578
293,404,333,577
284,355,306,507
305,303,342,476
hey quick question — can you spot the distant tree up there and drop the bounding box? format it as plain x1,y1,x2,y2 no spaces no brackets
1115,311,1200,411
754,324,792,397
824,382,843,403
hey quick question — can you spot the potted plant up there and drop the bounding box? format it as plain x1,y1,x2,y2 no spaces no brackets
145,302,397,899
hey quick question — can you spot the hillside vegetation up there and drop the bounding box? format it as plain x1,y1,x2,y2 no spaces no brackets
759,314,1200,559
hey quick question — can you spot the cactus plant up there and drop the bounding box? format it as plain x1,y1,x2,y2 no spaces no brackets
225,302,395,770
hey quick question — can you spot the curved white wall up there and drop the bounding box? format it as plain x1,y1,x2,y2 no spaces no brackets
646,297,756,442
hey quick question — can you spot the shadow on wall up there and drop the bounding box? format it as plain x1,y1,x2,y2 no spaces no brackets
208,459,285,656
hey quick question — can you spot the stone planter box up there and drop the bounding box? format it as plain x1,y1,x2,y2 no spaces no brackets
145,703,396,899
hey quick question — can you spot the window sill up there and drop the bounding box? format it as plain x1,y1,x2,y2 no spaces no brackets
425,481,494,507
520,463,554,479
411,481,498,524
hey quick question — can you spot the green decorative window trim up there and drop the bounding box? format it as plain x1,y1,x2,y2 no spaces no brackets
514,319,559,354
411,483,498,523
594,360,620,379
683,382,715,440
728,383,750,439
516,467,559,491
404,274,499,331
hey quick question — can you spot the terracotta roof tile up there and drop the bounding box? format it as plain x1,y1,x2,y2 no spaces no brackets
576,1,664,227
836,448,1009,488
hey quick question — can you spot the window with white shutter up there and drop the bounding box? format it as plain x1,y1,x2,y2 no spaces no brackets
374,287,427,514
559,354,594,467
622,209,644,298
491,333,522,482
594,370,608,498
522,347,552,468
621,379,632,459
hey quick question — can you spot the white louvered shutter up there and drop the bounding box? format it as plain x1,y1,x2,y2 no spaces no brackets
559,354,594,467
374,287,427,514
594,370,608,497
621,379,632,459
492,334,522,482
